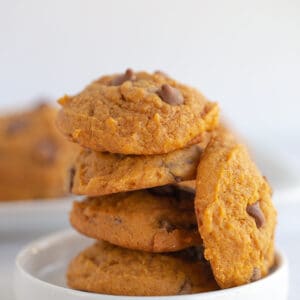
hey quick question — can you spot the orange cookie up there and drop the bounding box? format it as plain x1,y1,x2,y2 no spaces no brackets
67,241,218,296
71,132,210,196
0,103,78,201
194,128,277,288
57,70,219,155
70,185,202,252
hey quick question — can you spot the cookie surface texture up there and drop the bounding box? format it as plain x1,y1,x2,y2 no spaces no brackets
195,129,276,288
57,70,219,154
67,241,218,296
70,185,201,252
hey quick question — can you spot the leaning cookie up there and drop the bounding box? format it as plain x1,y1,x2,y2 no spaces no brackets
57,70,219,155
71,132,210,196
67,241,218,296
194,128,276,288
70,185,202,253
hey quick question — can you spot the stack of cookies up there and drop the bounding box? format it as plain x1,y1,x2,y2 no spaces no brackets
56,70,277,296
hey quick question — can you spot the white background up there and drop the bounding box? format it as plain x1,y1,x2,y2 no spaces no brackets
0,1,300,299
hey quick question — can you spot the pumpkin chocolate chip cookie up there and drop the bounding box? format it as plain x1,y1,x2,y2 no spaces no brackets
194,128,277,288
67,241,218,296
70,185,202,252
57,70,219,154
0,103,78,201
71,132,210,196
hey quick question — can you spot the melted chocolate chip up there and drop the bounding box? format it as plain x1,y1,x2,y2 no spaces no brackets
110,68,135,86
250,267,261,282
148,185,195,203
34,138,57,164
6,119,28,135
157,84,184,105
246,202,265,228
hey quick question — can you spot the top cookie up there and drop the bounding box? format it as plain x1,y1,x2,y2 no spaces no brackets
57,70,219,154
195,128,277,288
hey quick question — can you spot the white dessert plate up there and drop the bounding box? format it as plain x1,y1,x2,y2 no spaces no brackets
14,229,289,300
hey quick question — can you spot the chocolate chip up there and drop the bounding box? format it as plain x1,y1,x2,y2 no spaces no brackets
250,267,261,282
158,219,197,233
110,68,135,86
6,119,28,135
34,138,57,164
158,219,176,233
246,202,265,228
157,84,184,105
178,279,192,294
148,185,195,203
69,167,76,192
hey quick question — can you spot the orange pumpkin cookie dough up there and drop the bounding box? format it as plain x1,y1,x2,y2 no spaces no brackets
195,128,277,288
67,241,218,296
57,70,219,155
70,185,201,253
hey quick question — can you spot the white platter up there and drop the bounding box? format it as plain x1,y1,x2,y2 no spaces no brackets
14,229,288,300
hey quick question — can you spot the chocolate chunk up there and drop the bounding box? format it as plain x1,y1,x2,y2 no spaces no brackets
250,267,261,282
178,279,192,294
157,84,184,105
69,167,76,192
246,202,265,228
34,138,57,164
110,68,135,86
6,119,28,135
